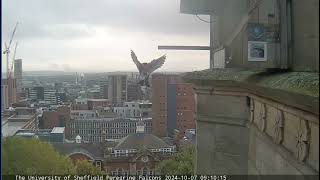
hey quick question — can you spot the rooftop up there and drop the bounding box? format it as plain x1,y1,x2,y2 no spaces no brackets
115,133,172,150
8,114,35,121
51,127,65,134
52,143,105,159
2,121,29,137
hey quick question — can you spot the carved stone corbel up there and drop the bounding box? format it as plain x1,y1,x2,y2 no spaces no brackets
259,103,266,132
250,98,255,123
273,109,284,144
295,119,310,162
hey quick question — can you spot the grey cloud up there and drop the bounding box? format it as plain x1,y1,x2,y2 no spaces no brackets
61,64,72,71
47,63,72,71
48,63,60,69
2,22,92,41
2,0,209,41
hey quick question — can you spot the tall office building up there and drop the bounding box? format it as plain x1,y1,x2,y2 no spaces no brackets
29,86,44,101
2,78,17,109
44,89,58,105
127,80,142,102
168,83,195,137
99,78,108,99
108,75,127,105
14,59,23,101
151,74,195,137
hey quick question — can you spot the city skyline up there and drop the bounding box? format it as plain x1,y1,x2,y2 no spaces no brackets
2,0,210,73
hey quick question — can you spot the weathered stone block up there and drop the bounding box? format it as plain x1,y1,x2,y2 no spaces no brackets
307,123,319,171
197,94,248,121
196,121,216,174
283,112,300,154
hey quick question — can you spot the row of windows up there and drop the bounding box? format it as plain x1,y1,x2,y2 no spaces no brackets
75,135,103,142
111,171,128,176
70,122,151,129
71,112,95,117
136,169,154,176
71,128,137,135
108,128,136,134
72,129,101,135
106,134,127,139
177,107,189,110
160,148,173,152
177,119,191,122
114,109,139,113
113,148,173,157
150,148,172,152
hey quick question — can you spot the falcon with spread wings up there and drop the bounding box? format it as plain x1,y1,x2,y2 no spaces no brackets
131,50,166,87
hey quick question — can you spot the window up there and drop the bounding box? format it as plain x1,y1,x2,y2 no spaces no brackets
142,167,148,175
95,161,101,170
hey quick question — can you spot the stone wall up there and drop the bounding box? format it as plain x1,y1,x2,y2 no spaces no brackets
195,87,250,174
194,85,319,175
248,95,318,174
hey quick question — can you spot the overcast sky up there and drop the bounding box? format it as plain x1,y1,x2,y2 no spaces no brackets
2,0,210,73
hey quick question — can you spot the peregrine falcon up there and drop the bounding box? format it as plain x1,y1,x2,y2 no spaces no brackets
130,50,166,87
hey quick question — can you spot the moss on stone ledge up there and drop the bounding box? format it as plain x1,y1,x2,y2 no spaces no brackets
182,68,319,97
256,72,319,97
182,68,263,82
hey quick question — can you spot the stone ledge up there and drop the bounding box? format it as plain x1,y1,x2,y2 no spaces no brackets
197,114,247,127
182,68,319,115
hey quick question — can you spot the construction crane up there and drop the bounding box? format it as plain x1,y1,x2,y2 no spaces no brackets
3,22,19,79
2,22,19,107
8,42,18,78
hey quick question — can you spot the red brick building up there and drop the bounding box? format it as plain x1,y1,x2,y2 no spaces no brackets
174,83,195,135
151,74,195,137
104,130,175,175
52,140,104,170
52,127,175,175
40,105,71,137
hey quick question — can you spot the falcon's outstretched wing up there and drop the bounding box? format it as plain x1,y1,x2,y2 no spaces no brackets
130,50,142,72
146,54,166,73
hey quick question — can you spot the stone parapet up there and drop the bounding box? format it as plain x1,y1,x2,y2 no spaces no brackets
183,69,319,175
